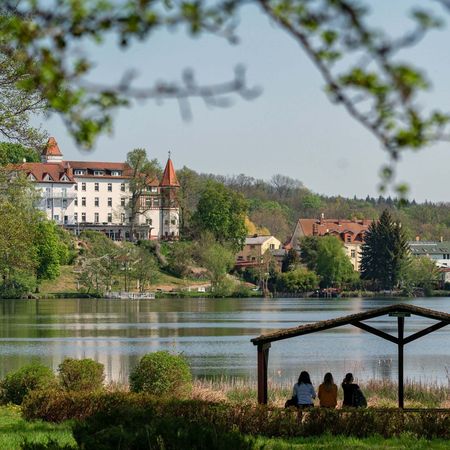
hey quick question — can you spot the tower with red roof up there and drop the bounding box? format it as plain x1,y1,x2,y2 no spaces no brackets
159,153,180,240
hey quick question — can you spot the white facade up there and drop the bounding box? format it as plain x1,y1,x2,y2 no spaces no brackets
19,138,180,241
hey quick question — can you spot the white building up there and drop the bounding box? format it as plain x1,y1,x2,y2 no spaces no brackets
17,137,180,241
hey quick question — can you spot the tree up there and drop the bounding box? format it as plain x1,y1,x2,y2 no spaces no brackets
198,241,235,291
299,236,320,271
34,220,62,283
0,168,40,295
316,236,356,287
401,256,439,295
360,210,409,290
126,149,161,240
276,267,319,293
193,180,248,252
1,0,448,190
282,248,300,272
132,248,159,292
0,142,40,165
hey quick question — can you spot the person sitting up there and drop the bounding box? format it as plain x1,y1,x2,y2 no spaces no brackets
292,371,316,408
341,372,367,407
318,372,337,408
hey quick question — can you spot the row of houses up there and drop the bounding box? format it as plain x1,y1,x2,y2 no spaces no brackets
236,216,450,284
13,137,180,241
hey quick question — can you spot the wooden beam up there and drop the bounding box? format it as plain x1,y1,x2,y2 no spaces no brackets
257,343,271,404
352,321,398,344
403,321,448,345
398,317,404,409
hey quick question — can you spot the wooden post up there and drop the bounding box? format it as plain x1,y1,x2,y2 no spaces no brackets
257,342,271,404
398,316,404,409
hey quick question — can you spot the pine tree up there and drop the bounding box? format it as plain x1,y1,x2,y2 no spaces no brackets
360,210,409,290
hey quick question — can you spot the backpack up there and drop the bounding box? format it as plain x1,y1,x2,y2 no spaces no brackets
352,388,367,407
284,395,298,408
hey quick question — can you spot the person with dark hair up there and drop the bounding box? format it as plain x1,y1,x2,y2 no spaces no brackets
292,370,316,408
318,372,337,408
342,372,367,407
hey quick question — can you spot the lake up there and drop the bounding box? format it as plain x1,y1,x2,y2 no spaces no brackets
0,297,449,386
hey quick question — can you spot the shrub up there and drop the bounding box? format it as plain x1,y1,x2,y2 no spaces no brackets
0,363,55,405
129,351,192,397
58,358,104,392
21,440,75,450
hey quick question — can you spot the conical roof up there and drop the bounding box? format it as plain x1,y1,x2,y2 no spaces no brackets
43,137,63,156
160,157,179,187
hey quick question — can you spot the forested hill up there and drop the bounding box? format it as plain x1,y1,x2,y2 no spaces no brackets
176,168,450,243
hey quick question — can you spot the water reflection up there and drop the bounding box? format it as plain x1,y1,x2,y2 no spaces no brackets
0,297,449,385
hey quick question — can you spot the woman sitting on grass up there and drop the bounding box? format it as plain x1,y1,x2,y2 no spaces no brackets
342,372,367,407
318,372,337,408
293,371,316,408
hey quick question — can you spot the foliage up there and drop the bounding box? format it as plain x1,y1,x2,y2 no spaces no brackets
299,236,320,271
166,241,195,277
401,256,440,294
0,363,55,405
361,210,409,290
281,248,300,272
58,358,104,392
193,181,248,252
129,352,192,398
316,236,357,287
0,142,39,165
276,267,319,292
34,221,63,282
197,240,235,291
132,247,159,292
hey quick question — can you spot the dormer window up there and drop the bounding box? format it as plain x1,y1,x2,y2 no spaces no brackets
93,170,104,176
60,174,69,182
43,173,53,181
74,169,85,176
151,187,158,193
27,173,36,181
111,170,121,176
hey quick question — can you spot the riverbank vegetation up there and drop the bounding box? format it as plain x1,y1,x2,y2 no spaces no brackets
0,356,448,449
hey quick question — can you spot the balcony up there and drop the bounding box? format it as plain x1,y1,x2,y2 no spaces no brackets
44,192,77,200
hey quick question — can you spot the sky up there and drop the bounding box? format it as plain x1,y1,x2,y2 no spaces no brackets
36,1,450,203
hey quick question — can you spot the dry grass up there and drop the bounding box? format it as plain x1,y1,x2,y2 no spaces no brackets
191,377,450,408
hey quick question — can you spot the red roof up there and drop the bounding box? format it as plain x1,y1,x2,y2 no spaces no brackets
16,162,75,183
160,158,179,187
42,137,63,157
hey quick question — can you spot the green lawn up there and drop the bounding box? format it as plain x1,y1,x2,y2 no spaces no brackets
0,405,447,450
0,406,75,449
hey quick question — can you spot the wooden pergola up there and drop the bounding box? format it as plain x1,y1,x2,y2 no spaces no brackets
251,303,450,408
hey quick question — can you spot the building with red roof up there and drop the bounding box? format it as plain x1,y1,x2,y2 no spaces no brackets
14,137,179,241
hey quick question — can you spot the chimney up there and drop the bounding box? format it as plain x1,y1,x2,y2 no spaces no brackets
66,162,73,178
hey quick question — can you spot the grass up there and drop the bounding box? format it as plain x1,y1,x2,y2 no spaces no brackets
0,405,75,449
192,377,450,409
255,434,450,449
39,266,79,294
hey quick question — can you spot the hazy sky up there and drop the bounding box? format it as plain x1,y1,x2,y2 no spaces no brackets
38,1,450,202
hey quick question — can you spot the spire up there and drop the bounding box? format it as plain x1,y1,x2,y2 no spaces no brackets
41,137,63,163
160,154,180,187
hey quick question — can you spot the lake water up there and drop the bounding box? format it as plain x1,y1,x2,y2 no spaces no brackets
0,297,449,386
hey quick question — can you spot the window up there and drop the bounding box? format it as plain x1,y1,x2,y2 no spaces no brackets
151,187,158,193
108,197,112,207
54,215,59,222
74,213,78,222
346,235,351,242
269,244,275,250
145,197,151,208
62,199,67,208
93,170,104,176
94,182,99,191
82,197,86,206
108,183,112,192
351,249,356,258
165,220,169,225
121,213,125,223
74,169,85,175
94,213,99,223
171,219,176,225
74,198,78,206
153,198,159,207
75,184,78,191
47,199,52,208
81,213,86,222
94,197,99,207
120,183,125,192
107,213,112,223
46,187,51,195
121,198,126,207
146,218,152,225
111,171,121,176
81,183,86,191
62,188,67,197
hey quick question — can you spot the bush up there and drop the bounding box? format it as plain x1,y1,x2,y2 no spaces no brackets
58,358,104,392
129,352,192,397
21,440,75,450
0,363,55,405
